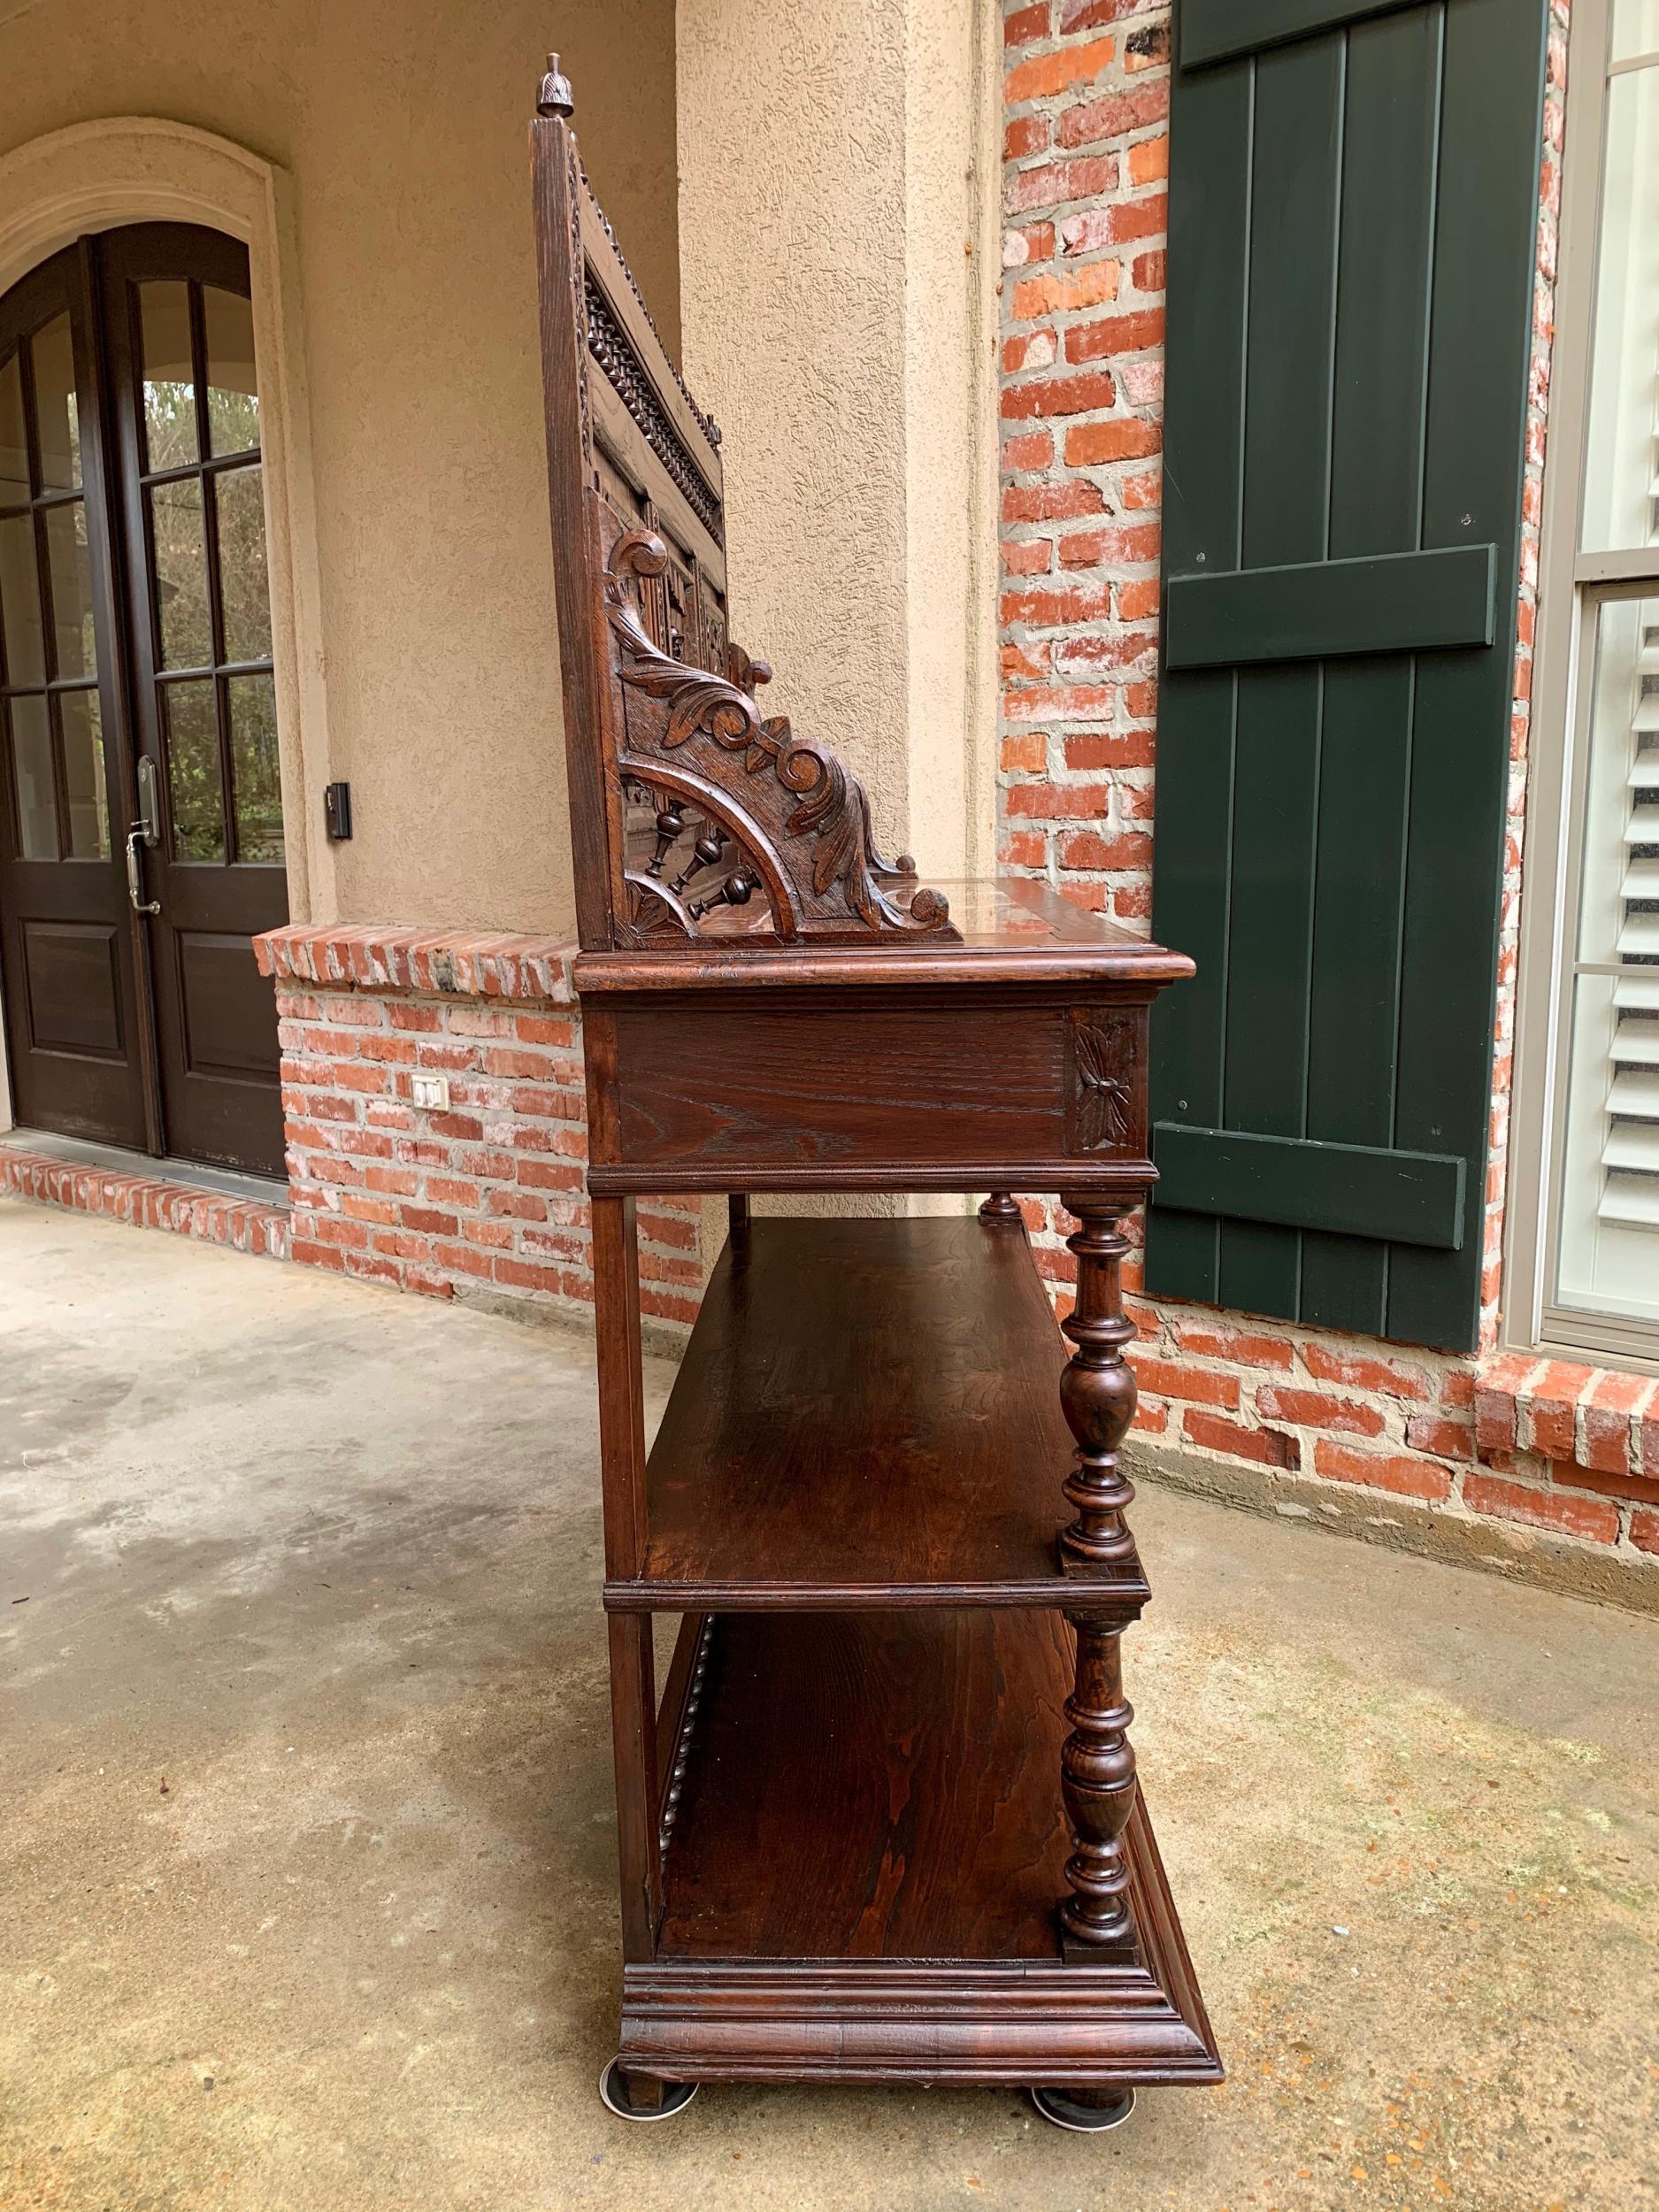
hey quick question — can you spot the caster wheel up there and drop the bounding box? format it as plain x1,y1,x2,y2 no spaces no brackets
1030,2084,1135,2134
598,2060,699,2122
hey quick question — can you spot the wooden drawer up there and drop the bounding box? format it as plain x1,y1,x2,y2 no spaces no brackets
585,987,1152,1194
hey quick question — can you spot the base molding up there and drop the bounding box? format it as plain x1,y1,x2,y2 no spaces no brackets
620,1797,1221,2087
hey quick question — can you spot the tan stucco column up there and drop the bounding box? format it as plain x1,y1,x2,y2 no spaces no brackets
676,0,1000,885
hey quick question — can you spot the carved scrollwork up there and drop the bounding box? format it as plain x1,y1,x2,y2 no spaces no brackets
604,530,956,942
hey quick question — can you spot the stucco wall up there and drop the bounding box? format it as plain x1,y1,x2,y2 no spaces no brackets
676,0,1000,885
0,0,678,937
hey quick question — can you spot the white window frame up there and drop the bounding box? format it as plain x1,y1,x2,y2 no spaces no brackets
1509,0,1659,1375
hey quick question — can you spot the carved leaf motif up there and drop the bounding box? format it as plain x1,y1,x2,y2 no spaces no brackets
618,667,754,754
603,530,953,939
1074,1022,1134,1153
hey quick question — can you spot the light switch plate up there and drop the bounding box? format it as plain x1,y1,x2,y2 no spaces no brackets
411,1072,450,1112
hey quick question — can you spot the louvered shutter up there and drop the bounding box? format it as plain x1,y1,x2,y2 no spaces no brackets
1609,654,1659,1218
1558,598,1659,1298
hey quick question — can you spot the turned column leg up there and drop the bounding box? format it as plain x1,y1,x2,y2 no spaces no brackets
979,1190,1024,1223
1056,1199,1138,1572
1059,1612,1137,1959
1055,1195,1142,1960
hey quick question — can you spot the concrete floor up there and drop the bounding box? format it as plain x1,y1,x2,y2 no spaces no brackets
2,1200,1656,2212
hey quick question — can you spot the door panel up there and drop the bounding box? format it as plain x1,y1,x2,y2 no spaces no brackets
0,247,150,1149
22,919,126,1056
100,226,288,1176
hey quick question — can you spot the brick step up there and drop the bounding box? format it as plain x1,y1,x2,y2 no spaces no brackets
0,1145,290,1261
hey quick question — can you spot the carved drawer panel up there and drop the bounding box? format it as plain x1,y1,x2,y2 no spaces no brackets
1062,1008,1144,1156
597,992,1148,1187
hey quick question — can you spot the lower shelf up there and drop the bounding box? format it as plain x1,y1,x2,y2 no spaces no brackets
627,1609,1220,2086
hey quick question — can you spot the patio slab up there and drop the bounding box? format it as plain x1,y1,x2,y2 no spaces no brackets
2,1194,1655,2212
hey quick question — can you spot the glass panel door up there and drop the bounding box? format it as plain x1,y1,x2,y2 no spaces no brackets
0,247,149,1149
102,226,288,1178
0,227,289,1175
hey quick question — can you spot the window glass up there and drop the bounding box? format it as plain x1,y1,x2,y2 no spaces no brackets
0,349,27,504
1581,61,1659,551
0,511,43,686
59,689,108,860
215,465,271,663
8,693,55,857
139,280,197,471
227,672,282,863
204,288,259,456
43,499,96,679
1612,0,1659,63
150,477,211,669
31,314,80,490
164,678,225,862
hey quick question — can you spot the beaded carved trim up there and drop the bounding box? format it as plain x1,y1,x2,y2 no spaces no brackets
584,276,724,548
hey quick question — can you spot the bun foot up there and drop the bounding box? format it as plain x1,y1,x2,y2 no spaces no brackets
1029,2084,1135,2134
598,2060,699,2122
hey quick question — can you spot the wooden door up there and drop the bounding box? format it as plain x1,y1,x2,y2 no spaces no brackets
0,246,151,1149
0,228,288,1176
99,226,288,1177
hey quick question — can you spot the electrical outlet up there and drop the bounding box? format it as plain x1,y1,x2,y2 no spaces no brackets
411,1072,450,1112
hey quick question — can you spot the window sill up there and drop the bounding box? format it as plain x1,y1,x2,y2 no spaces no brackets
1476,1351,1659,1496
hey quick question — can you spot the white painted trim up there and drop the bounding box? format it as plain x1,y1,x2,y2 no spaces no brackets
0,117,336,927
1573,544,1659,581
1507,0,1659,1362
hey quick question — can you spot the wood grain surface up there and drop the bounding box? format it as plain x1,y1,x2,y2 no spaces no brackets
616,1215,1148,1610
657,1609,1092,1962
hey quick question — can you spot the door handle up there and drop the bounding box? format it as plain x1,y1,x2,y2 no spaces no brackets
126,826,160,915
127,757,161,914
136,756,161,845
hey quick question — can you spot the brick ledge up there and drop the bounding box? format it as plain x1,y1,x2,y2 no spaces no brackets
256,925,578,1004
1476,1353,1657,1491
1,1147,290,1260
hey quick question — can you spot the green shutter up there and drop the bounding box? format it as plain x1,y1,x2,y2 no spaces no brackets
1148,0,1548,1354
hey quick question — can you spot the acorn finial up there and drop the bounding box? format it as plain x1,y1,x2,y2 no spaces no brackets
537,52,573,117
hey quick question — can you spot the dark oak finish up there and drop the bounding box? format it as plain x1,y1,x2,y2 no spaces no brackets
602,987,1151,1189
657,1609,1133,1961
530,60,1217,2115
611,1216,1149,1613
629,1609,1217,2085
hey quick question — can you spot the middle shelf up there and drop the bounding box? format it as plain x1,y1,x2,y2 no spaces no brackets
605,1211,1148,1613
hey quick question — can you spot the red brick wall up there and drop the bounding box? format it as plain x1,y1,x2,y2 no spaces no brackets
256,926,700,1327
995,0,1659,1571
999,3,1169,935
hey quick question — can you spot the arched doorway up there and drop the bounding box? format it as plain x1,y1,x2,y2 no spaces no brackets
0,223,288,1179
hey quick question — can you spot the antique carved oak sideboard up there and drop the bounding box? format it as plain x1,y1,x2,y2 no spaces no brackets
529,58,1221,2132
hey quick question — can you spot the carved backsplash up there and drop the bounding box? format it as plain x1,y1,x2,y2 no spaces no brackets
603,528,956,946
